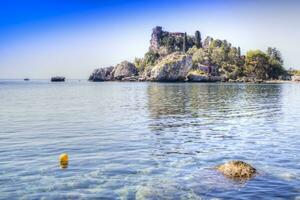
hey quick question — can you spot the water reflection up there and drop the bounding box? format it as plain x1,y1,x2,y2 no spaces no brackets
147,83,283,133
143,83,298,199
2,81,299,199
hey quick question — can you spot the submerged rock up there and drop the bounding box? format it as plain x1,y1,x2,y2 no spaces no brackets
111,61,138,80
150,52,192,81
88,66,114,81
51,76,65,82
216,160,256,179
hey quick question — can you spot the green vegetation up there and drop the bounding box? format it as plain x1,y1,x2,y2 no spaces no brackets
187,37,286,80
288,69,300,75
134,50,160,73
188,69,207,76
244,48,286,80
238,47,241,57
195,31,202,48
137,27,287,81
183,32,187,52
187,37,244,79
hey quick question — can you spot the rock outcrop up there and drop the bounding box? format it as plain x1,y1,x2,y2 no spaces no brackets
149,52,192,81
88,66,114,81
292,75,300,81
51,76,65,82
187,73,222,82
216,160,256,179
150,26,194,56
111,61,138,80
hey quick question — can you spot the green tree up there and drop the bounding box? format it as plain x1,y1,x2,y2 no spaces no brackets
267,47,283,65
267,47,285,78
211,48,226,66
245,50,270,80
195,30,202,48
228,47,242,66
144,50,160,66
191,48,206,66
183,32,187,52
134,57,144,73
210,39,223,48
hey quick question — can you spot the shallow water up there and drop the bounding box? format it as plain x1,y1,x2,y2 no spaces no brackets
0,80,300,199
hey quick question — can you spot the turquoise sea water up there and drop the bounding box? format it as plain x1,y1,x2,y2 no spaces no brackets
0,80,300,199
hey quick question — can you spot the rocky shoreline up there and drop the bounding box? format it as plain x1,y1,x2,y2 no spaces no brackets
89,52,224,83
89,26,297,83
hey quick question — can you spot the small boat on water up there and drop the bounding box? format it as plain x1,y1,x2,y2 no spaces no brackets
24,78,30,81
51,76,65,82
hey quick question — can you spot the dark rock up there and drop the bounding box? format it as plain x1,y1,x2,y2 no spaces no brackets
111,61,138,80
187,73,222,82
254,79,264,83
89,66,114,81
121,76,139,82
51,76,65,82
187,74,210,82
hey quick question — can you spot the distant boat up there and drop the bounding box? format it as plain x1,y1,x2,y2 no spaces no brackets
51,76,65,82
24,78,30,81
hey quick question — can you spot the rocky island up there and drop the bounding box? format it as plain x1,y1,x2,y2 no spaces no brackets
89,26,291,82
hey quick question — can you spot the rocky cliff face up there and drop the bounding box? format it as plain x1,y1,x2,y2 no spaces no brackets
150,26,163,52
111,61,138,80
89,66,114,81
149,52,192,81
89,61,138,82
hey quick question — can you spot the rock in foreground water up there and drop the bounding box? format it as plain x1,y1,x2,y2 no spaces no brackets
216,160,256,179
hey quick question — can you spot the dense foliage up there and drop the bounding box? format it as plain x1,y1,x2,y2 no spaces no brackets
134,50,159,73
244,48,286,80
187,37,286,80
289,69,300,76
136,29,287,80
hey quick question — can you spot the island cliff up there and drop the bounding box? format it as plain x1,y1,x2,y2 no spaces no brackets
89,26,289,82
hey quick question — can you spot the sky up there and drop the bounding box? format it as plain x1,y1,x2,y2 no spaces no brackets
0,0,300,79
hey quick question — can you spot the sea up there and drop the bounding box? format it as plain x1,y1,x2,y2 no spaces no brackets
0,80,300,199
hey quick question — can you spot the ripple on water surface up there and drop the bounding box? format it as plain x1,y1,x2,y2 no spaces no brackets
0,81,300,199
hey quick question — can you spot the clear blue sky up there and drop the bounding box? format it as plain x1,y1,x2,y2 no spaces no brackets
0,0,299,79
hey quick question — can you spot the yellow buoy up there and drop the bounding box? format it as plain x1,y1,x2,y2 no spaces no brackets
59,153,69,169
